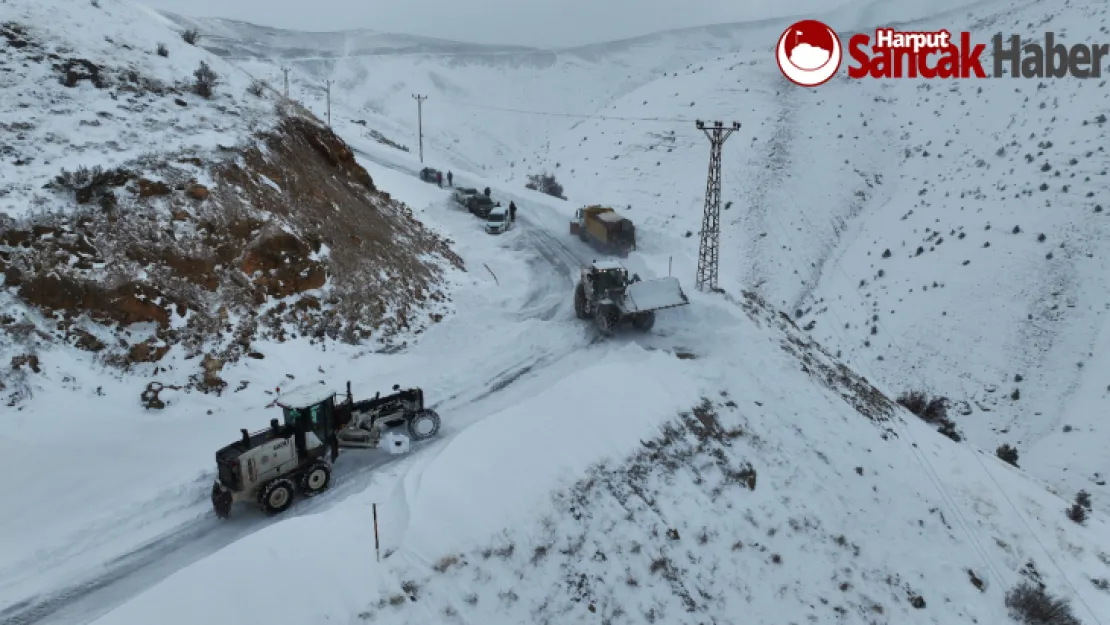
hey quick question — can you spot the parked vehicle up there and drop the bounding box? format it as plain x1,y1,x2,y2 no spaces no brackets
486,206,513,234
467,194,500,218
419,167,441,183
453,187,479,205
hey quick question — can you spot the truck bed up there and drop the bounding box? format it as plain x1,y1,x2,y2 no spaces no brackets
623,277,689,313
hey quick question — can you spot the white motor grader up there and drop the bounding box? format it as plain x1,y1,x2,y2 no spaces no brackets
210,381,441,518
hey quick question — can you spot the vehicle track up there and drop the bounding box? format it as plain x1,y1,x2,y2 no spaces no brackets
0,174,595,625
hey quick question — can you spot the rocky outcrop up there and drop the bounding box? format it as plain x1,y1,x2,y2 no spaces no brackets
0,111,463,379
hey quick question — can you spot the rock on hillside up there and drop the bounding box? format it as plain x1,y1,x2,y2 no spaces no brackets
0,1,462,401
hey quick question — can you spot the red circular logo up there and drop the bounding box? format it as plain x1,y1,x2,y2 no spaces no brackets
776,20,843,87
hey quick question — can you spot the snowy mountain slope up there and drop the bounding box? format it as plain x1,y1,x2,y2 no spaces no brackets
8,93,1104,625
5,2,1110,625
80,246,1110,625
0,0,461,401
157,0,992,178
533,0,1110,514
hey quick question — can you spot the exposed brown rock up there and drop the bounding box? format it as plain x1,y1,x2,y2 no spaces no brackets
186,184,209,200
136,178,172,197
17,275,173,326
11,354,41,373
3,112,461,371
71,328,105,352
129,340,170,363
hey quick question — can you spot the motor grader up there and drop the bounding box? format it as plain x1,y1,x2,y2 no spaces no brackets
574,260,689,335
210,382,441,518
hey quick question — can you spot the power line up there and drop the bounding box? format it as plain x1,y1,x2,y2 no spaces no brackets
412,94,427,163
695,120,739,292
442,99,695,123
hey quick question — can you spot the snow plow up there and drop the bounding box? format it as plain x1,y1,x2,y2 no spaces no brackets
573,260,688,335
210,382,441,518
570,205,635,257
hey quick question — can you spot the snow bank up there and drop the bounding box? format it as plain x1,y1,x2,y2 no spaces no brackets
87,501,383,625
396,344,702,559
85,344,702,625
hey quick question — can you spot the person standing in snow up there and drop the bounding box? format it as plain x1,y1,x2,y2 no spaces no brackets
447,171,453,186
483,186,491,197
436,171,442,187
509,201,517,222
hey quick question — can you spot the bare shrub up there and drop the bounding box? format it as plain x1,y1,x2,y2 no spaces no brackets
1067,490,1092,524
156,43,168,57
997,444,1020,467
897,390,962,441
247,79,267,98
525,172,566,200
193,61,218,98
433,554,460,573
1004,582,1081,625
181,28,200,45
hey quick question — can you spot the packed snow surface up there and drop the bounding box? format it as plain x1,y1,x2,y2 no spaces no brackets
623,276,689,312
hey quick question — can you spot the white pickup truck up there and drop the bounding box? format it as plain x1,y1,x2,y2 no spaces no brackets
453,187,479,206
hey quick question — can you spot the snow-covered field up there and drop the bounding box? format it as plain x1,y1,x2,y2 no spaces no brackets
4,0,1110,623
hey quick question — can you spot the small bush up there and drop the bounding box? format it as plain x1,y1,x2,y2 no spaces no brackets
247,79,267,97
1067,490,1092,524
1004,582,1081,625
181,28,200,45
156,43,168,57
1065,503,1086,524
432,554,459,573
51,165,103,191
1076,490,1092,509
897,390,962,441
997,444,1020,467
193,61,218,98
525,172,566,200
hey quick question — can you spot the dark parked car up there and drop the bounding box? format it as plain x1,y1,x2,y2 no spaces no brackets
419,167,441,183
467,194,500,218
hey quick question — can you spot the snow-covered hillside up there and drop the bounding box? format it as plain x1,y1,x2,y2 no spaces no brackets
181,0,1110,519
536,0,1110,518
5,0,1110,624
0,0,461,401
42,163,1110,625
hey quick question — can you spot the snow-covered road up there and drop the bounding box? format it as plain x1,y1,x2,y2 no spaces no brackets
0,149,611,625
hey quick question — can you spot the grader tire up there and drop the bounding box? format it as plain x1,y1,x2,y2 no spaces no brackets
407,409,441,441
259,478,295,516
300,461,332,497
574,282,591,319
596,305,620,336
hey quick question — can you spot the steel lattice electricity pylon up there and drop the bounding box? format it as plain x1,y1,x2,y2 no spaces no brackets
694,120,740,292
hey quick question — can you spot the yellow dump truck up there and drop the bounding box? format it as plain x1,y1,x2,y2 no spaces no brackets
569,205,636,257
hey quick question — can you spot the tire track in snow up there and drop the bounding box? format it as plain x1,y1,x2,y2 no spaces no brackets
0,176,596,625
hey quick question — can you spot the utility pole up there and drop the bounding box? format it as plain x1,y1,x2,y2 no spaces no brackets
412,94,427,163
325,80,333,127
694,120,740,293
281,67,290,99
